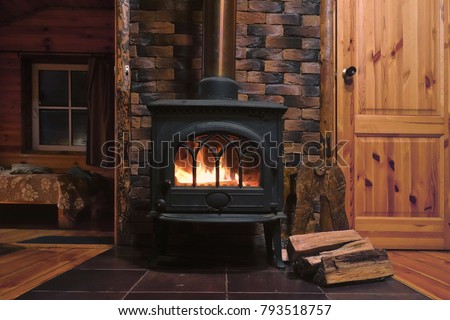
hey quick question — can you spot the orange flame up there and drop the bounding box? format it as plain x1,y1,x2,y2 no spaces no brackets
175,147,239,187
174,136,260,188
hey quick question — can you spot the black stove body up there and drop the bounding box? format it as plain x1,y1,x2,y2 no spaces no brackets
149,99,286,215
146,0,287,268
148,100,286,268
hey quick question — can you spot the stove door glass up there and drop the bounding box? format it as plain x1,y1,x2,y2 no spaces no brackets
174,134,260,188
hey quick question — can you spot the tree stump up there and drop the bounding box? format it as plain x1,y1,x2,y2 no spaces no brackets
292,163,348,235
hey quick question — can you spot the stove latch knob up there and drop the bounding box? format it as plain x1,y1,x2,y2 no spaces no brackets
157,179,172,198
155,179,171,212
155,199,166,212
160,179,172,194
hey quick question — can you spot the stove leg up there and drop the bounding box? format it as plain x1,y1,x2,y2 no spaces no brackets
263,222,273,256
272,220,285,269
263,220,285,269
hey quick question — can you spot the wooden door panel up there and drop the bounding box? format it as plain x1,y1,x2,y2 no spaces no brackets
337,0,450,249
354,137,442,218
356,0,443,115
354,116,444,135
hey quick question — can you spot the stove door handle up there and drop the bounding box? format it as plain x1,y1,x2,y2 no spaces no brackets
159,179,172,196
155,179,172,212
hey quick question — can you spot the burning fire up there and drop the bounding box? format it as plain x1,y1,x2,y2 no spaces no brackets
174,135,260,187
175,146,239,187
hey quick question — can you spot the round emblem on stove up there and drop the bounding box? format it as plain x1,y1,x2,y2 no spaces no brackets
205,192,231,210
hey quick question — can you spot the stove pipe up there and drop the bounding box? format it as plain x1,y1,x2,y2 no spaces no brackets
199,0,238,100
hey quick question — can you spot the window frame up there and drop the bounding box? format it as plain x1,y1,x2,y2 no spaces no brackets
31,63,89,152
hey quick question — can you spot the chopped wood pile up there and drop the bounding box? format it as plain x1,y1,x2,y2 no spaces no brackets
287,230,394,286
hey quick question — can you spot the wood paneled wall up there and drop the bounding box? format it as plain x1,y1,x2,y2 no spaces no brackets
0,8,114,53
0,8,114,174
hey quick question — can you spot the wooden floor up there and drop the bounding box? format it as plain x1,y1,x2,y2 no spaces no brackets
388,251,450,300
0,228,112,300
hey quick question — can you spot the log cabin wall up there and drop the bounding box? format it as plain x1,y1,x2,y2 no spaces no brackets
127,0,321,243
0,7,114,174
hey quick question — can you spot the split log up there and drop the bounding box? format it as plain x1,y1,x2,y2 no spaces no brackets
293,238,374,278
287,229,362,261
313,249,394,286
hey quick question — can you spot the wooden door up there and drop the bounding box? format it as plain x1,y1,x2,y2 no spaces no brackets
337,0,450,249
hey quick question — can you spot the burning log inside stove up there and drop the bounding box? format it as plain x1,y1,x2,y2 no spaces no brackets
173,134,260,188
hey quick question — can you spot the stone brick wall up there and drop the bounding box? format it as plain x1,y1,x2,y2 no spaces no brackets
128,0,321,236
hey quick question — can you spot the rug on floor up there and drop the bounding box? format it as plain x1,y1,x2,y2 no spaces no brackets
0,244,25,256
19,236,114,245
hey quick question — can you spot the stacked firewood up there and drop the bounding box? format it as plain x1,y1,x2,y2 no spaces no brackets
287,230,394,286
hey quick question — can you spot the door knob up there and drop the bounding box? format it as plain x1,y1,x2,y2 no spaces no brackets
342,66,357,84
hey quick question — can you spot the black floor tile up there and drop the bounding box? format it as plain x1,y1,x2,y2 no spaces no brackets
108,246,152,257
226,253,279,271
326,293,429,300
76,248,150,270
103,246,154,260
148,254,228,271
227,270,323,293
126,292,227,300
132,270,226,292
228,293,329,300
17,291,126,300
32,270,146,292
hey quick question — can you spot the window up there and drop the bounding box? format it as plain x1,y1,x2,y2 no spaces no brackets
32,63,88,151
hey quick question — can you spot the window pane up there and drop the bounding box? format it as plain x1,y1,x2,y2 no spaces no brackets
72,110,87,146
39,70,68,106
71,71,88,107
39,110,69,145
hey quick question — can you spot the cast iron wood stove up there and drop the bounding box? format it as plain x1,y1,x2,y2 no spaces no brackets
147,0,287,268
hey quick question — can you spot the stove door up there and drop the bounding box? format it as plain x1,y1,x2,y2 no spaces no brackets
154,122,281,214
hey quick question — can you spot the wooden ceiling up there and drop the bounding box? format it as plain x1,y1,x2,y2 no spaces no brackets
0,0,114,25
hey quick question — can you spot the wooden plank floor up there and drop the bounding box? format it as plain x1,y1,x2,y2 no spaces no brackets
0,228,113,244
388,251,450,300
0,228,112,300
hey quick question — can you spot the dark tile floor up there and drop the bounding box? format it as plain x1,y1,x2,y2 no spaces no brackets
16,236,428,300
